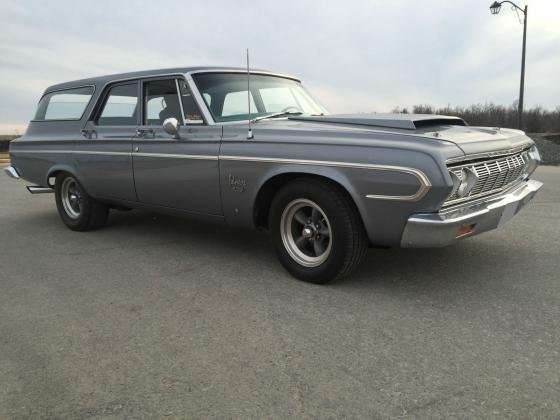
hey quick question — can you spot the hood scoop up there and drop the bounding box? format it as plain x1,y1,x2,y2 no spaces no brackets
289,113,466,130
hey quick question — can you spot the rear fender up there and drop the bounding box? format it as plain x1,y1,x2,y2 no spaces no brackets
46,164,83,188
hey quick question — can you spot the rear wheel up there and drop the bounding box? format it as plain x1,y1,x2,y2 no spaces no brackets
55,173,109,231
269,178,368,283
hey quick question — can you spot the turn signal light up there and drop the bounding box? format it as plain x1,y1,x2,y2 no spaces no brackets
456,224,475,238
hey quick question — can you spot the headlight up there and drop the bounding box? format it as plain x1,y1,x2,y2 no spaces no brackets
449,167,478,199
524,145,541,177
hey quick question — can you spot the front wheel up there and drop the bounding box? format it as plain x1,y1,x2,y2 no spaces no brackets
269,178,368,283
55,173,109,231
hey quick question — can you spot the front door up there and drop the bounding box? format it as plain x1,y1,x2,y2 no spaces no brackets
77,81,139,201
132,78,222,215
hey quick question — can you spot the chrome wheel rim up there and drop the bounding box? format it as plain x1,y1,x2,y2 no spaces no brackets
61,177,82,219
280,199,332,267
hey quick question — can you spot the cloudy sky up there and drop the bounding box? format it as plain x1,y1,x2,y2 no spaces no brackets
1,0,559,133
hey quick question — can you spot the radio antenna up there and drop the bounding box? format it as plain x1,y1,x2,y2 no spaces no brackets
246,48,254,139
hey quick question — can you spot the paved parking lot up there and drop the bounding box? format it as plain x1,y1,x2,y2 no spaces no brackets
1,167,559,418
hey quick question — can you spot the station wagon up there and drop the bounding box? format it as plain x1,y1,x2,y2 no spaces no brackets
4,67,543,283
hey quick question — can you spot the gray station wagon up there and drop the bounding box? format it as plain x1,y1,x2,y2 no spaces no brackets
4,66,543,283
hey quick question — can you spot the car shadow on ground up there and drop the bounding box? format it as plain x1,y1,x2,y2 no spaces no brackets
8,203,523,305
99,208,519,297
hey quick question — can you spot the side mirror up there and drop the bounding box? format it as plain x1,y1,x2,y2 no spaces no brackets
163,118,180,138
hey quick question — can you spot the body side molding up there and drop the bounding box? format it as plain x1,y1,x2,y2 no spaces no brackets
219,155,432,201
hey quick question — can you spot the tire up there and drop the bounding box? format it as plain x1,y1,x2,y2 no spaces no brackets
269,178,368,283
55,173,109,231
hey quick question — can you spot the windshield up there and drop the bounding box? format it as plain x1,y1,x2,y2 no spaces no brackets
192,73,328,123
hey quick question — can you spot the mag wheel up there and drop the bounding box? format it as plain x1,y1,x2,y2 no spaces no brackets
55,173,109,231
60,177,82,219
270,178,368,283
280,198,332,267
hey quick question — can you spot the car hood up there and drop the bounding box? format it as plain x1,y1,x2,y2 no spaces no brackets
290,113,467,130
288,113,534,156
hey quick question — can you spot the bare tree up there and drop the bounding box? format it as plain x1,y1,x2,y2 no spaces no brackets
394,103,560,133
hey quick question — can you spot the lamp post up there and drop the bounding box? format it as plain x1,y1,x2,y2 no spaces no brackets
489,1,528,130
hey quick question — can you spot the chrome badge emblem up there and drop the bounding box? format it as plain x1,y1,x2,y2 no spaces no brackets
229,174,247,193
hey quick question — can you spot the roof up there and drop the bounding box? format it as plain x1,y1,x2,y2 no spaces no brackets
46,66,298,92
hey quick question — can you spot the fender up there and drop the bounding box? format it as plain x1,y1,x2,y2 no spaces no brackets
220,155,429,238
252,163,367,227
46,163,84,188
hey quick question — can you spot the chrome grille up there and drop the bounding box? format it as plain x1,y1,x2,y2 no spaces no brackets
445,149,529,206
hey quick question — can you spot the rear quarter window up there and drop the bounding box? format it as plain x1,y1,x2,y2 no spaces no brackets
34,86,94,121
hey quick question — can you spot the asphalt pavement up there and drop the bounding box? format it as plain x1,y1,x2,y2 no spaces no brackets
1,167,559,418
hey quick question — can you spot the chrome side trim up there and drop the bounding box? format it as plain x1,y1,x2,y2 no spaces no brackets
365,192,427,201
10,150,217,160
4,166,20,179
220,155,431,201
134,152,218,160
11,150,131,157
26,186,54,194
11,150,430,201
68,150,131,156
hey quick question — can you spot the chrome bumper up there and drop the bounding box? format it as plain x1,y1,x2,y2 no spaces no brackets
3,165,20,179
4,165,53,194
401,179,543,248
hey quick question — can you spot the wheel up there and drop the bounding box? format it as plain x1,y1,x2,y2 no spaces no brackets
269,178,368,283
55,173,109,231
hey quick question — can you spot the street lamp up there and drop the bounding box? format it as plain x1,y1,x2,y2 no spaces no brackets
490,2,502,14
489,1,528,130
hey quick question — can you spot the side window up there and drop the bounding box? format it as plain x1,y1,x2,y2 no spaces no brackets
144,79,182,126
222,91,256,117
178,80,203,124
97,83,138,126
34,86,94,120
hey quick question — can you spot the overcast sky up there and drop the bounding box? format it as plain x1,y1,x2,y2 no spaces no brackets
1,0,559,133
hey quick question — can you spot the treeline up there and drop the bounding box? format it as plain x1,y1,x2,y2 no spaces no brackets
391,103,560,133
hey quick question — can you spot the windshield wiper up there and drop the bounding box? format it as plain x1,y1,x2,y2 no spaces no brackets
252,111,303,123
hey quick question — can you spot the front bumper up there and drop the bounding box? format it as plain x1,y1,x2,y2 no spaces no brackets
401,179,543,247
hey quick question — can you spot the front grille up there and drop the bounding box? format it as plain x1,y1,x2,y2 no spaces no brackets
445,149,529,206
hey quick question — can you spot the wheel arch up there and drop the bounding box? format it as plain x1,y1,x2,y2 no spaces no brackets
252,168,367,231
45,164,82,188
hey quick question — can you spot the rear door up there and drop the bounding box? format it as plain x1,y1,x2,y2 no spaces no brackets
132,77,222,214
78,81,139,201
